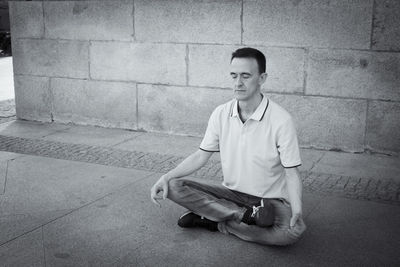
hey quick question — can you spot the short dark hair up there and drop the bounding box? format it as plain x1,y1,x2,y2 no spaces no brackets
231,47,266,74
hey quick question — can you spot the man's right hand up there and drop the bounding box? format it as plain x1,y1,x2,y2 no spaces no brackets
150,175,170,207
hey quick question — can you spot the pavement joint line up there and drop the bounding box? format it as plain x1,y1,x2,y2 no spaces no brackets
111,133,146,148
41,226,47,267
2,160,9,195
308,152,326,172
0,134,399,206
0,171,156,248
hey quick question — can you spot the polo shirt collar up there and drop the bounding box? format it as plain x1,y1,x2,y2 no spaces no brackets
231,94,269,122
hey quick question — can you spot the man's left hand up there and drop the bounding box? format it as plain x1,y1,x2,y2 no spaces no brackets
290,212,302,228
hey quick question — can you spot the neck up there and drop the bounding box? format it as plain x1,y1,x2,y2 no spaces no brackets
238,93,263,115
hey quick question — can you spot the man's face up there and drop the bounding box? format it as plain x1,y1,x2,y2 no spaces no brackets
230,57,266,101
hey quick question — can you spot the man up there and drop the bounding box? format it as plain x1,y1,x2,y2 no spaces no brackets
150,47,306,246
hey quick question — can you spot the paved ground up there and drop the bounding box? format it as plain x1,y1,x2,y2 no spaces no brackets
0,119,399,266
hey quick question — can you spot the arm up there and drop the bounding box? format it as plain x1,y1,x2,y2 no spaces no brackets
150,149,213,206
285,167,303,228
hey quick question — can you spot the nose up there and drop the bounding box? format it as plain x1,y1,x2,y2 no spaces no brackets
235,76,243,87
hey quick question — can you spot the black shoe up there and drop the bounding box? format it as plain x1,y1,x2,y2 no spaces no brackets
242,199,275,227
177,211,218,232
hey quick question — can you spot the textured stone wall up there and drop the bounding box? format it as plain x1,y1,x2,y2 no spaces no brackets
9,0,400,155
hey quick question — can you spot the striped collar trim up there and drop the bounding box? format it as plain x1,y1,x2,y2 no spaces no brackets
230,94,269,122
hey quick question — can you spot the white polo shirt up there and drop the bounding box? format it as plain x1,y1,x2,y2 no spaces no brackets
199,94,301,201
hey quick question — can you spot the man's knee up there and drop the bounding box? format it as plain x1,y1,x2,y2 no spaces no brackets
166,179,186,200
266,219,307,246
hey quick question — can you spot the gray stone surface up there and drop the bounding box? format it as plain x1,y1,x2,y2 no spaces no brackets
307,49,400,101
372,0,400,51
0,131,399,205
188,44,305,93
44,0,133,41
12,39,89,79
0,154,152,244
51,78,137,129
312,151,400,181
303,195,400,266
0,228,44,266
135,0,241,44
269,94,368,152
114,131,202,158
90,42,186,85
243,0,373,49
44,125,142,147
0,120,69,139
8,1,44,38
14,75,51,122
298,149,325,172
137,84,231,136
366,101,400,154
36,176,400,266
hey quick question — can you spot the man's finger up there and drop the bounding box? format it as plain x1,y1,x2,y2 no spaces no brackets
162,183,168,200
151,196,161,207
290,214,299,228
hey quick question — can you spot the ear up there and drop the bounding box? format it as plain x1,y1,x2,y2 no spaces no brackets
258,72,267,85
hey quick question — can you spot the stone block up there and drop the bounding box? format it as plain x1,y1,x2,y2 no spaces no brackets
243,0,373,49
268,94,367,152
51,78,137,129
366,101,400,153
372,0,400,51
307,49,400,101
12,39,89,78
90,42,186,85
8,1,44,38
14,75,51,122
188,45,305,93
138,85,232,136
135,0,241,44
44,1,133,41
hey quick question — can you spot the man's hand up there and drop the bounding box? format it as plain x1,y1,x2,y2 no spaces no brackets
290,211,302,228
150,175,169,207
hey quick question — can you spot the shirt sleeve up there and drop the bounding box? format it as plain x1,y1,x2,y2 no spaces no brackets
276,117,302,168
199,108,220,152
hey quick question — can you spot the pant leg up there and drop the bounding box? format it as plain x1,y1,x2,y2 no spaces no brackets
218,199,307,246
167,178,248,223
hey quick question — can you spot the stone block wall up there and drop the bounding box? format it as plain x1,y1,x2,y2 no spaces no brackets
8,0,400,155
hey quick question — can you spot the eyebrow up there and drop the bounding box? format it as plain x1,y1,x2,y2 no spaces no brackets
230,72,252,75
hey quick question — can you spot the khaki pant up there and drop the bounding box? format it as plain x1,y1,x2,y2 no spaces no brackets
167,178,306,246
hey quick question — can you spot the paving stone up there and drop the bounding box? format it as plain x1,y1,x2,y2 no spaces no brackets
51,78,137,129
114,132,202,158
14,75,51,122
44,125,142,147
366,101,400,154
0,154,152,244
12,39,89,79
372,0,400,51
307,49,400,101
243,0,373,49
44,0,133,41
0,228,44,266
90,42,186,85
304,196,400,266
269,94,367,152
188,44,305,93
135,0,241,44
137,84,231,136
9,1,44,38
312,150,400,181
0,120,69,139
